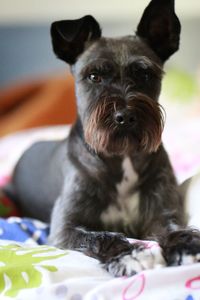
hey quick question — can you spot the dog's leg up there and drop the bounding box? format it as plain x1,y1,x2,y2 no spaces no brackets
49,222,166,277
49,193,167,277
49,194,166,277
103,149,200,276
51,226,132,262
105,227,200,276
136,149,200,269
104,203,200,276
48,197,137,271
138,215,200,268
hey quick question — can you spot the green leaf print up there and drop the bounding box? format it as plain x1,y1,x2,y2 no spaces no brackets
0,244,67,297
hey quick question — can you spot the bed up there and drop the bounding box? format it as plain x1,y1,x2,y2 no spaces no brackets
0,116,200,300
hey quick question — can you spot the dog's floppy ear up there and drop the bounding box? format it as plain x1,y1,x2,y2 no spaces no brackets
136,0,181,62
51,15,101,64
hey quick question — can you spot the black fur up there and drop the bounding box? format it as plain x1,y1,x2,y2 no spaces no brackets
3,0,200,277
51,15,101,64
136,0,181,61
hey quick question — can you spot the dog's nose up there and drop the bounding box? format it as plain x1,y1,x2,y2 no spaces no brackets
114,111,135,126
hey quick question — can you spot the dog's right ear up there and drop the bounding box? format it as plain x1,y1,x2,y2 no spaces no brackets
51,15,101,65
136,0,181,62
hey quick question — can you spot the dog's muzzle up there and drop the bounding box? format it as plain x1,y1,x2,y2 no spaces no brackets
84,92,165,156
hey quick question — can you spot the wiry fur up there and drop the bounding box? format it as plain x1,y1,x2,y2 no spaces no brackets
2,0,200,277
84,92,165,156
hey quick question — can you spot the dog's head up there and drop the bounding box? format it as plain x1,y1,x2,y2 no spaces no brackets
51,0,180,156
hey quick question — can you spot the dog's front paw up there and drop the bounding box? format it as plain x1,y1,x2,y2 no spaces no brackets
161,229,200,266
86,231,132,261
104,243,166,277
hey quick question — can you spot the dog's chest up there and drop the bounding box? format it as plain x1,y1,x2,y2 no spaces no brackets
101,157,139,231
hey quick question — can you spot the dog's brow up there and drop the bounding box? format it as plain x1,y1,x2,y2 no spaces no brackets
81,59,115,77
129,56,164,76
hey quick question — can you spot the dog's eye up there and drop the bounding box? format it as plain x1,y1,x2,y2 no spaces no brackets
88,73,102,83
143,72,150,82
136,69,151,84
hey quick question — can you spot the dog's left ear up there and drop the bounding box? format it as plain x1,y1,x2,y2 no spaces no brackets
136,0,181,62
51,15,101,64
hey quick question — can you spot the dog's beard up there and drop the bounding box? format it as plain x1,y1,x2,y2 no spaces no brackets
84,93,165,156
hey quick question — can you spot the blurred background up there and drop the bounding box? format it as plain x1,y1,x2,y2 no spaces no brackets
0,0,200,136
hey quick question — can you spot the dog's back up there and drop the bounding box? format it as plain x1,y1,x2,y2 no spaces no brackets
5,140,66,222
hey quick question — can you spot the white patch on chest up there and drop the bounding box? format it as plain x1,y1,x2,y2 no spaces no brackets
101,157,139,230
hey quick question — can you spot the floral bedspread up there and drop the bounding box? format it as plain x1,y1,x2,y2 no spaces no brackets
0,238,200,300
0,123,200,299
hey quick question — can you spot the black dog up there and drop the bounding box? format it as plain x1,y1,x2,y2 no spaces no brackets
3,0,200,276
